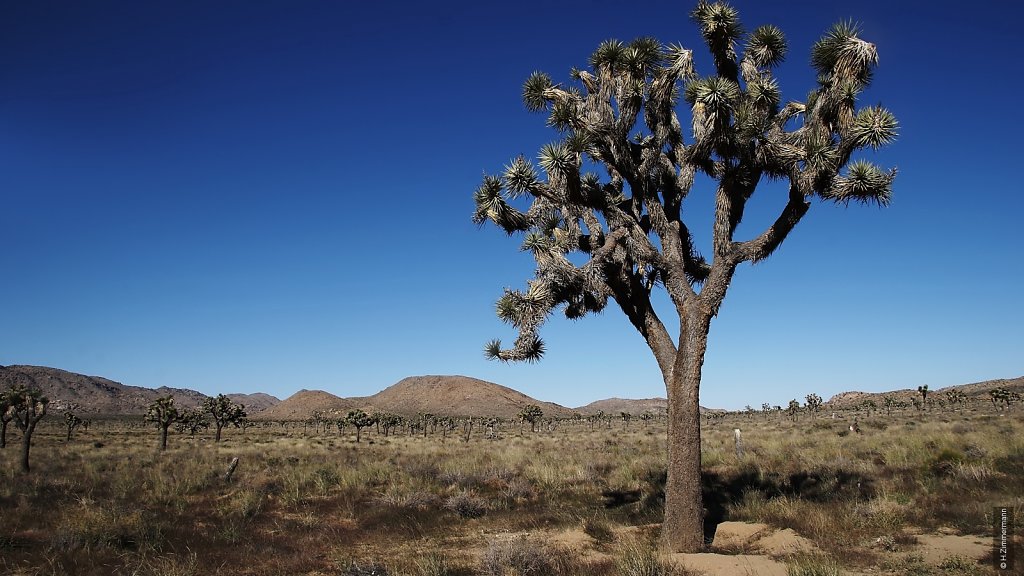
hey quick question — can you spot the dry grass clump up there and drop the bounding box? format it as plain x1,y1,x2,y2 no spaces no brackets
786,553,843,576
480,536,574,575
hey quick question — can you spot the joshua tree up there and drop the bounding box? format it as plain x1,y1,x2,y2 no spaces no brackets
7,385,49,472
640,411,653,428
345,409,374,443
804,394,823,416
620,411,633,428
176,408,210,437
518,404,544,433
473,1,896,551
64,412,83,442
202,394,248,442
990,388,1019,410
786,399,801,422
0,390,13,449
917,385,929,410
761,402,771,420
145,395,181,451
945,389,966,412
883,395,896,416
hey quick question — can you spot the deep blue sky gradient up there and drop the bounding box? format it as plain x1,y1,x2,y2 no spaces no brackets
2,1,1021,409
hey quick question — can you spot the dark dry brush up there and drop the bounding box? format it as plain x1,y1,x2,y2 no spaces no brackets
0,400,1020,575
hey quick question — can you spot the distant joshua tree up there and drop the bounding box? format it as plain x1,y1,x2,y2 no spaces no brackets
786,399,801,422
519,404,544,433
805,394,823,416
761,403,771,420
176,408,210,437
882,395,896,416
945,389,966,412
640,412,653,428
202,394,247,442
990,388,1020,410
64,412,83,442
620,411,632,429
345,409,374,443
917,385,929,410
145,396,181,451
7,385,49,472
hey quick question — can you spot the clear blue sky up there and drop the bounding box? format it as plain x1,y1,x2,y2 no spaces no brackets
2,1,1020,410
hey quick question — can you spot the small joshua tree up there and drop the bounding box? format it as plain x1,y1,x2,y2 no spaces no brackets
761,403,771,420
945,389,966,412
883,395,896,416
345,409,374,443
202,394,247,442
176,408,210,437
145,395,181,451
64,412,83,442
8,385,49,472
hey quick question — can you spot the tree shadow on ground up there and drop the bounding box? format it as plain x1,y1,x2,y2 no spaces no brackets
602,466,875,545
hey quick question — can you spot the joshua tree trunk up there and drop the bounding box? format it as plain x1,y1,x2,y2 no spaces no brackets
20,421,37,472
660,310,712,552
0,420,8,449
160,424,170,451
214,422,223,442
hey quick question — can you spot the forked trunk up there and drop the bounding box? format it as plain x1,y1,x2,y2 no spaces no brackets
20,422,36,473
215,422,223,442
660,310,712,552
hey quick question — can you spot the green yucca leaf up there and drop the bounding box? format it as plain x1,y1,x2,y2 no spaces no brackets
804,137,838,172
811,20,877,85
496,292,519,324
849,105,898,149
745,25,787,68
548,100,576,132
471,175,504,225
590,39,626,72
538,141,576,176
520,334,546,363
525,281,551,303
825,160,896,205
523,71,553,112
623,37,664,75
565,132,592,154
691,1,743,45
483,339,503,360
684,76,740,113
747,77,780,109
521,231,554,254
503,157,538,198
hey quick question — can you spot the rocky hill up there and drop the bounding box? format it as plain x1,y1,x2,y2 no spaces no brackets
0,365,279,415
366,375,576,419
255,376,578,420
826,376,1024,407
255,390,365,420
576,397,668,415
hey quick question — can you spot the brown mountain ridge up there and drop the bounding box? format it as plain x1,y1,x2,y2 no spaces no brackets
0,365,280,415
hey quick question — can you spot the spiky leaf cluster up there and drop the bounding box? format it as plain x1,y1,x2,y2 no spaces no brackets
473,1,897,363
